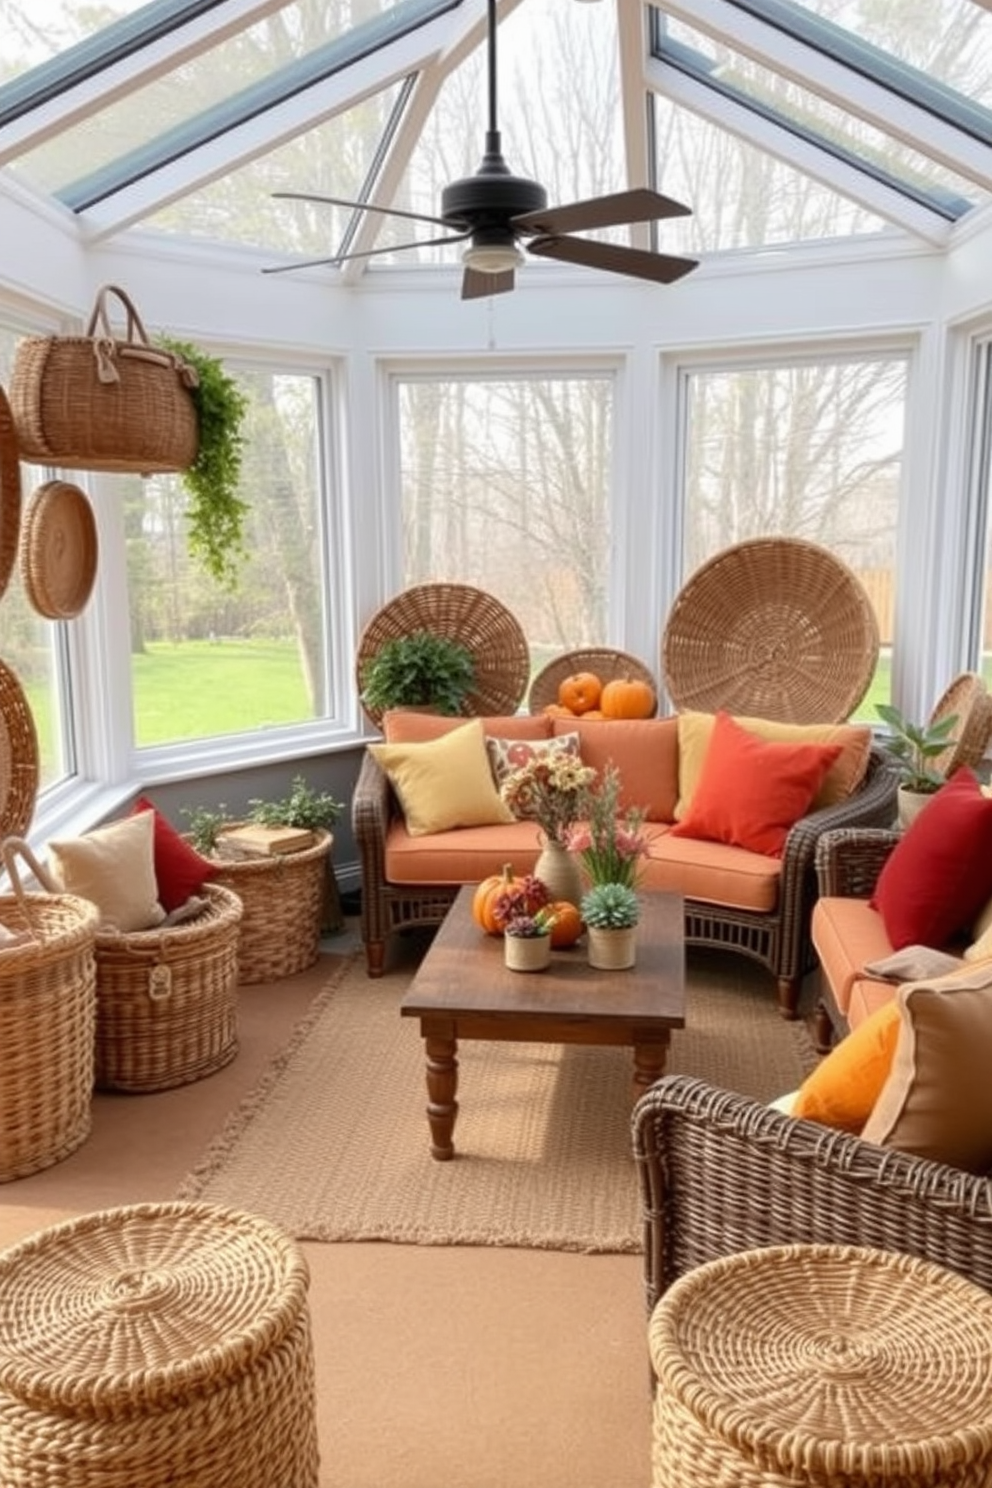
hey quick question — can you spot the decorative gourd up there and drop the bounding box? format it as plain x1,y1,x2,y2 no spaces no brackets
472,866,548,935
542,702,576,719
558,672,602,715
600,676,656,719
548,901,583,948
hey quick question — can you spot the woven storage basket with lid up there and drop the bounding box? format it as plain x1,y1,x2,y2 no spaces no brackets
649,1241,992,1488
0,843,98,1181
0,1201,320,1488
209,826,332,984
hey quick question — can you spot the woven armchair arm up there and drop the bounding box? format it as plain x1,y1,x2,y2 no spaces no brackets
632,1074,992,1317
815,826,901,897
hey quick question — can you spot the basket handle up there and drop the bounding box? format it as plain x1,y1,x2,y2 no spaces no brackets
86,284,152,346
1,837,59,940
85,284,200,389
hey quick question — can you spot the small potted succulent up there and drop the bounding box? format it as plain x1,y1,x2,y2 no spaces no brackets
876,702,960,828
503,907,559,972
581,882,640,971
359,630,476,719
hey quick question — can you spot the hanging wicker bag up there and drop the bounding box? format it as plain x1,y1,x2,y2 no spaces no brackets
0,839,99,1182
9,283,199,474
208,826,333,984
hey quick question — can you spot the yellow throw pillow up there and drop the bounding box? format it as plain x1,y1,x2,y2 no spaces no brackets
861,966,992,1172
675,712,872,821
48,811,166,932
369,717,515,837
791,1000,901,1131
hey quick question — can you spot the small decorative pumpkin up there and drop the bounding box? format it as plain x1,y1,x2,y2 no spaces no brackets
600,675,656,720
548,900,583,948
558,671,602,715
472,865,547,935
542,702,576,719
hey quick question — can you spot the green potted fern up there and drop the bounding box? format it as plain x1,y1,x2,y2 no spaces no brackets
359,630,476,719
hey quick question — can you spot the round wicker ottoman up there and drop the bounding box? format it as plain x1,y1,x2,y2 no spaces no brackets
0,1202,320,1488
648,1243,992,1488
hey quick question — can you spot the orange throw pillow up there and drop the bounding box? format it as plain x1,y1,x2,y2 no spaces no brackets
792,1001,901,1131
669,711,842,857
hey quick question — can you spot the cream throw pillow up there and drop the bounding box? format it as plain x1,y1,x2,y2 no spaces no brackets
48,811,166,932
369,717,515,836
861,963,992,1172
675,712,872,820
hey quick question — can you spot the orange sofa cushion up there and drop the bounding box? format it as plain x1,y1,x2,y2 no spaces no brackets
792,1000,901,1131
383,710,552,743
811,897,895,1020
552,716,679,822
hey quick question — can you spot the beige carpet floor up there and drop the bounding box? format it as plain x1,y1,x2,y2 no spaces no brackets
178,943,818,1253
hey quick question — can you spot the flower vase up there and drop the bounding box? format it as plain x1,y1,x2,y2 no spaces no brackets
533,840,583,908
586,925,637,971
505,934,552,972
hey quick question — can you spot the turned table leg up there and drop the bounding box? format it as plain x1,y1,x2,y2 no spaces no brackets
632,1036,670,1101
424,1034,459,1160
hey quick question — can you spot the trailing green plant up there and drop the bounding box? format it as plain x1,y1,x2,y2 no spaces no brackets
157,335,250,589
580,882,640,929
246,774,343,832
182,803,231,855
360,630,476,716
876,702,959,794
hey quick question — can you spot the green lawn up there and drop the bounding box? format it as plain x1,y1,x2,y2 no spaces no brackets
132,639,311,744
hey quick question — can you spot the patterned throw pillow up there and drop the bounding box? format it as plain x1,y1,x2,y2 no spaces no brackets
486,733,582,819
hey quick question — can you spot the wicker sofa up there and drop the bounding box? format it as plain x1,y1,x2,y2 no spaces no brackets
352,711,898,1012
631,1074,992,1323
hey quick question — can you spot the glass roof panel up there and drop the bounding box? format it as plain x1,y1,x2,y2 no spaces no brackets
0,0,159,79
778,0,992,112
141,81,408,254
367,0,627,267
7,0,416,198
658,14,986,218
650,93,889,252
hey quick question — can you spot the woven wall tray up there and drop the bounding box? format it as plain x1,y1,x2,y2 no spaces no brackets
528,647,658,714
0,386,22,603
20,479,98,620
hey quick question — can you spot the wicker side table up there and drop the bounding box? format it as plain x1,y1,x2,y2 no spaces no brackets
0,1202,319,1488
649,1242,992,1487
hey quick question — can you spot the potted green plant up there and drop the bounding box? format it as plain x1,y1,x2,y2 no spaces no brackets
581,882,640,971
157,335,250,589
876,702,960,827
181,775,343,983
502,906,559,972
359,630,476,719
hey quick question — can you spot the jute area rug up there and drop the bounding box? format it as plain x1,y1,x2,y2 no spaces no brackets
178,944,819,1254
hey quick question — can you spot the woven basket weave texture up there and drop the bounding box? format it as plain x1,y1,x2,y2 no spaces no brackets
210,827,332,984
527,646,658,714
93,883,242,1092
662,537,879,723
0,1202,320,1488
0,890,98,1182
928,671,992,778
356,581,530,728
649,1242,992,1487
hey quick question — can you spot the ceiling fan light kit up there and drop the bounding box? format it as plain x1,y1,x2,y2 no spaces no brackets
266,0,698,298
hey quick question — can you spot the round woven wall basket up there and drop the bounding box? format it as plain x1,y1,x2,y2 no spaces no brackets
928,671,992,778
356,582,530,729
662,537,880,724
0,880,98,1182
0,385,22,603
0,1201,320,1488
93,883,243,1093
528,647,658,714
209,827,333,984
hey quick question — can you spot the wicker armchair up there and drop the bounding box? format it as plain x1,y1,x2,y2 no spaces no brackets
352,746,898,986
632,1075,992,1326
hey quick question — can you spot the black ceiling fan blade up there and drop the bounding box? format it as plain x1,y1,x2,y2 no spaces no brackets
527,235,698,285
461,266,515,300
273,190,465,232
512,187,691,237
262,230,473,276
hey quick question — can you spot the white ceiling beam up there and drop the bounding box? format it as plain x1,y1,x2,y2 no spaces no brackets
648,57,952,246
0,0,290,167
76,8,472,241
657,0,992,192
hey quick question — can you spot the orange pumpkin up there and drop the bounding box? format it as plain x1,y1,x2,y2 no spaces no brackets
542,702,576,719
600,675,656,720
558,671,602,715
472,866,548,935
548,900,583,948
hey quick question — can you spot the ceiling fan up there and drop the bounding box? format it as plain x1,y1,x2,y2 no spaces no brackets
263,0,699,299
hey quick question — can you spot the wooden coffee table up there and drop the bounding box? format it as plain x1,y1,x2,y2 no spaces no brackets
400,886,685,1160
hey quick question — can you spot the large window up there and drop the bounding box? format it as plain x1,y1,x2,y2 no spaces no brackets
680,352,908,714
125,366,331,747
395,374,614,670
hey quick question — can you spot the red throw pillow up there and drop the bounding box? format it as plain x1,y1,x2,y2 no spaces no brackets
870,769,992,950
669,711,842,857
131,797,216,912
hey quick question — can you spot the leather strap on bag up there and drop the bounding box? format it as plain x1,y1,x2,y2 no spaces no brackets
85,284,199,389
